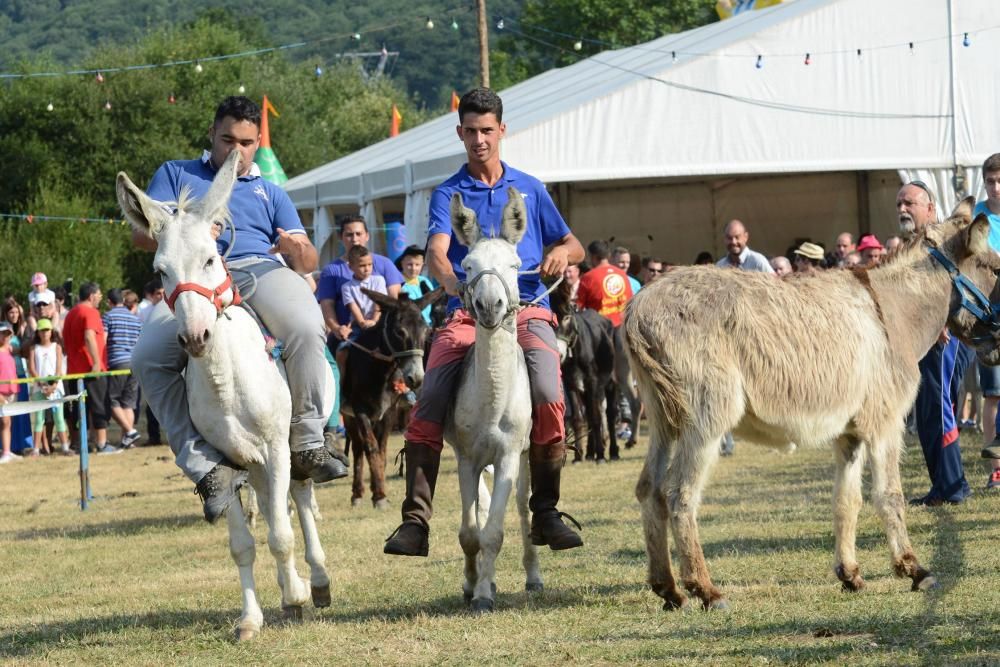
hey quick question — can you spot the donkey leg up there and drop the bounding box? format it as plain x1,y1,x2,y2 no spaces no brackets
517,449,543,592
370,417,390,510
472,453,518,612
665,431,726,610
607,384,620,461
587,386,605,462
636,440,688,611
265,451,310,618
832,436,867,592
289,478,331,608
456,459,482,605
347,421,365,506
867,432,936,591
227,484,263,641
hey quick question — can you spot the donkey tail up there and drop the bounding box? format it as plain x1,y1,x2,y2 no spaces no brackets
622,312,689,437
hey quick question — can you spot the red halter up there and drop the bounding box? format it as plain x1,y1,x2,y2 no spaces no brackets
165,263,242,316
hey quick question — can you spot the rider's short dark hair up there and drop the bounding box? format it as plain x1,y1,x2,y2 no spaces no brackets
459,88,503,123
214,96,262,128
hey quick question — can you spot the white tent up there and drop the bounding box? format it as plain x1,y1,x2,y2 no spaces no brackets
285,0,998,263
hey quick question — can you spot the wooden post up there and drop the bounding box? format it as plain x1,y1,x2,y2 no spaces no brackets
477,0,490,87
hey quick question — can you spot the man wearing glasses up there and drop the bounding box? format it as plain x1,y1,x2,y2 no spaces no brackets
640,257,666,284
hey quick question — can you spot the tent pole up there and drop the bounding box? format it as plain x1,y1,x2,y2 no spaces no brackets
946,0,962,197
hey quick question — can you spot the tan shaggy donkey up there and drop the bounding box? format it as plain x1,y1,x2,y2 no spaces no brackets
624,199,1000,611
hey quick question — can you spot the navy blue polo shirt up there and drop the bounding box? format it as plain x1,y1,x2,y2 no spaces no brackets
428,162,570,312
146,154,305,262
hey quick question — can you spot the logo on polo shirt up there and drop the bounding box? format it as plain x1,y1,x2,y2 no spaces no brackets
253,184,269,202
603,272,626,297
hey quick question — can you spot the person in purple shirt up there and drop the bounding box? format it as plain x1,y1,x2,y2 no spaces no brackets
316,215,403,369
130,96,347,524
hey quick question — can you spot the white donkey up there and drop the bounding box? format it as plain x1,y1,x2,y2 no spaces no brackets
116,151,330,640
445,189,543,612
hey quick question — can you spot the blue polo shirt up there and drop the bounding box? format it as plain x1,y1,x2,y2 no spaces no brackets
316,256,403,326
146,154,305,262
428,162,570,312
974,201,1000,252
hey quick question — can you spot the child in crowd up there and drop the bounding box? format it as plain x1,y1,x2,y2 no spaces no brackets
0,323,19,464
341,245,387,333
396,245,435,326
26,319,71,456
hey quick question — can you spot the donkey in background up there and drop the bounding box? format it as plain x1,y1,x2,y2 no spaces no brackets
625,199,1000,611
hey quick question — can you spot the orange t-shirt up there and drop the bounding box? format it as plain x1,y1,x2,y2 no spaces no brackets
576,264,634,327
62,303,107,373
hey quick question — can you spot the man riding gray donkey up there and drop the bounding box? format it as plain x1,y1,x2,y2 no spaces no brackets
132,96,347,523
383,87,586,556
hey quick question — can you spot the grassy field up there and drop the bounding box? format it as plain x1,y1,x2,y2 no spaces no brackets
1,431,999,666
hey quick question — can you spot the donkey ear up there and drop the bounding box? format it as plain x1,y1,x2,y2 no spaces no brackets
951,195,976,224
450,193,480,247
199,150,242,226
501,187,527,245
116,171,172,239
361,287,398,310
415,286,445,311
967,213,992,256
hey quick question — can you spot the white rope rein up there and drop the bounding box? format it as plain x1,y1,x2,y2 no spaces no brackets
517,268,564,306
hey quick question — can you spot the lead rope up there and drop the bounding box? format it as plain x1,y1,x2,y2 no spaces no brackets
517,268,564,307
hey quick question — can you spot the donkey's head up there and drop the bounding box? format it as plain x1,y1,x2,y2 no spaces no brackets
452,186,526,329
116,150,242,357
363,287,445,390
926,197,1000,364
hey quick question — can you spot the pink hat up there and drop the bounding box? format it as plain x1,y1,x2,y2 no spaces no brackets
856,235,884,252
31,272,48,286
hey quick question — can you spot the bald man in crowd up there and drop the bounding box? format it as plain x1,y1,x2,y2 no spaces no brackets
898,180,975,505
716,219,774,273
833,232,856,267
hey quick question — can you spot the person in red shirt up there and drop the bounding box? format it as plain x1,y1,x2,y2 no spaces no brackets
62,282,118,454
576,240,633,327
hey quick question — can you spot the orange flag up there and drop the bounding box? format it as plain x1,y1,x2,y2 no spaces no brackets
390,104,402,137
450,91,460,113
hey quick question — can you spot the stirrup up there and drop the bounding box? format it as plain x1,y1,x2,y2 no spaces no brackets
554,511,583,531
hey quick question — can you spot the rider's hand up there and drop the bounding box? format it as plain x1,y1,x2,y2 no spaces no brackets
938,328,951,345
540,245,570,279
339,325,352,340
270,228,308,256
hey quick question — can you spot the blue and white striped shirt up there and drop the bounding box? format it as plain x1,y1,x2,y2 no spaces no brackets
102,306,142,367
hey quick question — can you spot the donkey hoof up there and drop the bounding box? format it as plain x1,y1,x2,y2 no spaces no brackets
350,497,364,508
312,584,331,608
840,577,866,592
707,598,730,612
470,598,495,614
525,581,544,593
625,439,637,449
373,497,390,511
282,605,303,622
235,625,258,642
662,596,690,612
913,575,939,592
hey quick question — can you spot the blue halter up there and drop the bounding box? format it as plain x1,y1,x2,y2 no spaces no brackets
927,246,1000,342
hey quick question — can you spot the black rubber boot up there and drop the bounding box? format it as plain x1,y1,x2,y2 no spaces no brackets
528,442,583,550
384,443,441,557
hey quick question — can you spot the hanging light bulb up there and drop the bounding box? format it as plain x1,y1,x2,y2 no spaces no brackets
46,102,54,112
671,51,677,63
95,72,105,83
963,32,970,47
238,83,246,94
451,18,459,30
168,93,176,104
804,52,811,65
856,48,862,59
425,17,434,29
573,39,582,51
352,32,361,41
909,41,915,54
755,55,763,69
314,64,323,77
104,100,112,111
496,18,504,30
194,61,203,73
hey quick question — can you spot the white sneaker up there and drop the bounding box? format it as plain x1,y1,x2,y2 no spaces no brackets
0,452,21,464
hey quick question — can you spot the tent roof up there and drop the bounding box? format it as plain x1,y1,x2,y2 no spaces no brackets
285,0,997,208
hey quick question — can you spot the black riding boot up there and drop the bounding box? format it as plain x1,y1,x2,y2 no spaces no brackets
384,442,441,557
528,442,583,550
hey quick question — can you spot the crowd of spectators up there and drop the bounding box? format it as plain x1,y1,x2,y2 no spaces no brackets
0,276,163,462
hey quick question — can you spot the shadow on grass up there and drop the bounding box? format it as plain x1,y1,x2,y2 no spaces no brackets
4,513,204,541
0,608,240,658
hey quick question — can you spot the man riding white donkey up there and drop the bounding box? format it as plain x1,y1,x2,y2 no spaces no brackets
383,88,586,557
131,96,348,524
